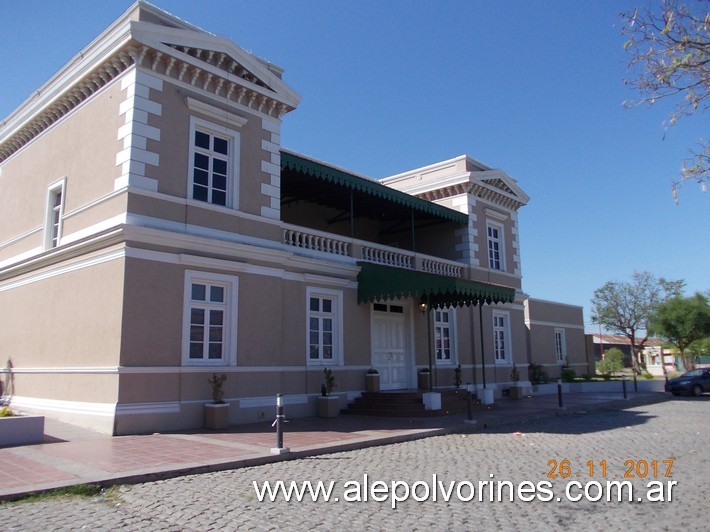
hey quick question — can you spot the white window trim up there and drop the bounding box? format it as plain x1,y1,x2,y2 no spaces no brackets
43,177,67,250
486,220,506,272
434,307,457,365
554,328,567,364
186,97,249,129
492,310,512,364
306,286,344,366
187,116,241,209
181,270,238,366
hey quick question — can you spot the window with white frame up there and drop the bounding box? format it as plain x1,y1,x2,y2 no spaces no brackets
434,308,455,363
188,117,240,208
492,311,511,363
307,287,343,365
487,222,505,271
182,271,238,365
554,328,567,364
44,178,66,249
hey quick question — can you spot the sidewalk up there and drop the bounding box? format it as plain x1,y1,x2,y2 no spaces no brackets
0,390,668,500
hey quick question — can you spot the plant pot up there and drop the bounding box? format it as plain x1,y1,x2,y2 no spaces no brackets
509,385,528,399
204,403,230,430
318,396,339,418
418,371,431,390
0,414,45,445
365,373,380,393
479,388,495,405
422,392,441,411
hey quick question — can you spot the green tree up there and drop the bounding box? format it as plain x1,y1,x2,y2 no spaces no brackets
688,336,710,358
649,292,710,370
620,0,709,198
592,271,684,373
597,347,625,379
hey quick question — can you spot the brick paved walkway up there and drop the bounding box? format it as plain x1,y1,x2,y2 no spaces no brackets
1,395,706,530
0,391,668,501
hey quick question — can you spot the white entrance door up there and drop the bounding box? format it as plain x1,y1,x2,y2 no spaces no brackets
372,309,407,390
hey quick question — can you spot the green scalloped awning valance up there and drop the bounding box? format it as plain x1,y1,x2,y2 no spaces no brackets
357,262,516,308
281,151,468,224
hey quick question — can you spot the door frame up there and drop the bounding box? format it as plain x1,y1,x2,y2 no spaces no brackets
370,299,414,390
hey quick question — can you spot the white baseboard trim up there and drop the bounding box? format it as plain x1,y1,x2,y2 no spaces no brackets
10,395,115,417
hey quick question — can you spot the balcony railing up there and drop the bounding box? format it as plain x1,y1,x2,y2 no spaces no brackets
283,225,461,277
283,229,350,256
361,246,413,269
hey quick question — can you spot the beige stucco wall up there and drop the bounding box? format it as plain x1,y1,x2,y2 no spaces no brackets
0,251,124,411
116,254,372,403
0,80,124,262
524,298,587,379
145,80,277,219
0,252,125,368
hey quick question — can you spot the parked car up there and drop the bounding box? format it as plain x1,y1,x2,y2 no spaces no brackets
665,368,710,396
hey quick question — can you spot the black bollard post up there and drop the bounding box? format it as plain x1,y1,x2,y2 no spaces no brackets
557,379,564,409
464,384,477,426
270,393,290,454
633,372,638,393
622,375,628,399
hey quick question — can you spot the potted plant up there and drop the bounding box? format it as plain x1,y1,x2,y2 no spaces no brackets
454,364,462,389
318,368,339,417
418,367,431,390
365,368,380,393
204,373,229,430
509,364,529,399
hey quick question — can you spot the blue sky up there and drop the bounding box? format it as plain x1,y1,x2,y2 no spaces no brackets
1,0,707,330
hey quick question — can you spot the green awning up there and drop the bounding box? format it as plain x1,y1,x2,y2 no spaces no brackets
281,151,468,224
357,262,516,308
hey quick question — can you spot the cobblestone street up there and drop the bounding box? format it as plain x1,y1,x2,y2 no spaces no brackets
2,398,707,531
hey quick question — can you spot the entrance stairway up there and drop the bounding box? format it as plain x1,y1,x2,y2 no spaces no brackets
341,389,485,417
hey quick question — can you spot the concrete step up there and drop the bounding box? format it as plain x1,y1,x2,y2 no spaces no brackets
342,389,482,417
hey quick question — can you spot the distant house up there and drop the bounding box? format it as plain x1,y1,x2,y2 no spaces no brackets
0,1,587,434
586,334,676,376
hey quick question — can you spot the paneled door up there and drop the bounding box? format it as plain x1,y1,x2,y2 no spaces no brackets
372,310,407,390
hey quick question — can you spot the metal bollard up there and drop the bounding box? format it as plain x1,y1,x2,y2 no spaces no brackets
557,379,564,409
633,372,638,393
464,383,477,425
622,374,628,399
270,393,290,454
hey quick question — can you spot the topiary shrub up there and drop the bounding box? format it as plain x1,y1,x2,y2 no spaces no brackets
529,363,548,385
561,368,576,382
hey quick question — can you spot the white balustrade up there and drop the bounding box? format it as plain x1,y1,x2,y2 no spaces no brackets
361,247,413,269
283,229,350,256
422,258,462,278
283,227,461,278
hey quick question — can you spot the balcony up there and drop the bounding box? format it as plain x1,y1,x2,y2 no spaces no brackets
283,224,463,278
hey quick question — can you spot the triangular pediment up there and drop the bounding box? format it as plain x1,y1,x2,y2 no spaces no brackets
130,20,301,108
481,177,515,195
475,170,530,205
162,43,274,91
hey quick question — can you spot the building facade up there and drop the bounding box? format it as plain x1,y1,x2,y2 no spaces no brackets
0,2,586,434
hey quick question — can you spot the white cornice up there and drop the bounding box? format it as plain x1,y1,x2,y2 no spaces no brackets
129,21,300,106
1,3,300,163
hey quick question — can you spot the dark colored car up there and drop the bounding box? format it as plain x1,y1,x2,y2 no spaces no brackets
666,368,710,396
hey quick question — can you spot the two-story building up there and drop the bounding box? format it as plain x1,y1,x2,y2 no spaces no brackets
0,1,587,435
